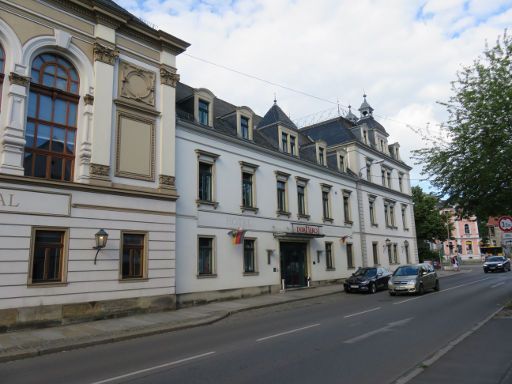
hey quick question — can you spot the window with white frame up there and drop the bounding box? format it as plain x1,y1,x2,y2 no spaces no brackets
198,99,209,125
343,190,352,224
240,162,258,211
464,224,470,234
372,242,379,265
196,150,219,206
398,173,404,192
275,171,290,215
401,204,408,230
296,177,309,218
338,153,346,172
393,243,399,264
369,196,377,226
279,128,298,156
321,184,332,221
366,159,372,180
240,116,250,139
198,236,215,276
346,243,354,269
243,239,256,274
326,242,334,270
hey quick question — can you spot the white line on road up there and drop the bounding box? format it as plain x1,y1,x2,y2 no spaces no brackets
89,351,216,384
490,282,505,288
393,276,493,305
344,307,381,318
344,317,413,344
256,323,320,342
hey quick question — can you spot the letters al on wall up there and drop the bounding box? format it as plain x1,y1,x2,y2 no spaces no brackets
115,111,155,181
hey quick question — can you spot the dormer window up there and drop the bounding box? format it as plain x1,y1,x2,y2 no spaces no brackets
316,142,327,166
198,99,209,125
339,154,346,172
318,147,325,165
241,116,249,139
290,136,296,156
363,130,368,144
279,127,298,156
281,132,288,152
194,88,215,127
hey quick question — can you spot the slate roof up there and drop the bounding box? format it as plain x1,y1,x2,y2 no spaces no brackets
358,116,389,136
256,103,298,130
300,116,358,146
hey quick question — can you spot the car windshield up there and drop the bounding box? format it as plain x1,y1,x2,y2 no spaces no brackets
394,266,419,276
487,256,505,262
354,268,377,277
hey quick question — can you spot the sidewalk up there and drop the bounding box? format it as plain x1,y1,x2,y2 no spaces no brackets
405,306,512,384
0,268,466,363
0,284,342,362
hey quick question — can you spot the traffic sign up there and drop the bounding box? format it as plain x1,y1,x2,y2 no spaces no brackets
498,216,512,232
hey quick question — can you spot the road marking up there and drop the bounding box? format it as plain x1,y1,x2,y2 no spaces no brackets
344,307,381,318
89,351,216,384
491,282,505,288
393,276,493,305
344,317,413,344
256,323,320,342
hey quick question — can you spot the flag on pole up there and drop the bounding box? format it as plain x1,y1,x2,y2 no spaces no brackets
228,228,246,245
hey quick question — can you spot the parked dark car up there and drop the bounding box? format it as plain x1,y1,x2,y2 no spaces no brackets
483,256,511,273
344,267,392,294
388,263,439,295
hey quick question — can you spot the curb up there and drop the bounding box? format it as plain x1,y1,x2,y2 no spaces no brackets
0,289,341,363
392,305,505,384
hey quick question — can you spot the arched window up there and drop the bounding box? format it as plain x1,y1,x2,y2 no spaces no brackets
24,53,79,181
464,224,470,234
0,44,5,111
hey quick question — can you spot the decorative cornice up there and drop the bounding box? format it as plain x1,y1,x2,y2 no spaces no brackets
160,67,180,87
89,163,110,177
93,43,119,65
84,94,94,105
9,72,30,87
159,174,175,187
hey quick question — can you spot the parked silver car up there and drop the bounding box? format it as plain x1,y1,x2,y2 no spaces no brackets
388,263,440,295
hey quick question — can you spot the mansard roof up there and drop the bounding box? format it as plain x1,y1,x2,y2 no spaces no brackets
357,115,389,136
300,116,358,146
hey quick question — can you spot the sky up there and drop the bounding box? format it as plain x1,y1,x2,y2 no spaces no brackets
114,0,512,190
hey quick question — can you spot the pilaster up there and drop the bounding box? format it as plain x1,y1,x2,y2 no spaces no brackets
89,40,118,183
0,73,30,175
158,64,179,190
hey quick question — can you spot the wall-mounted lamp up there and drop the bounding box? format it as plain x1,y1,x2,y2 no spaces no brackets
404,240,409,247
385,238,392,246
93,229,108,264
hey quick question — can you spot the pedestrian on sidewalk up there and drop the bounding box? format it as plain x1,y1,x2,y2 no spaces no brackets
452,255,460,272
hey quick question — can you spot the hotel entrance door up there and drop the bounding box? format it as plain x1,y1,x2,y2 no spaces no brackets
280,242,307,288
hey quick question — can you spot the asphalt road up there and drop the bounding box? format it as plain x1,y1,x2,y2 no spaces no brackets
1,265,511,384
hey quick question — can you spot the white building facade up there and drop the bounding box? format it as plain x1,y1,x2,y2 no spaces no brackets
0,0,188,329
175,87,418,305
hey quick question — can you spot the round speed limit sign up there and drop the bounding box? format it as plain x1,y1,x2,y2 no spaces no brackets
498,216,512,232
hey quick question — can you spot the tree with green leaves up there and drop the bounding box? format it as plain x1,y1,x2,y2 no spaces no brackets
412,186,451,262
413,31,512,219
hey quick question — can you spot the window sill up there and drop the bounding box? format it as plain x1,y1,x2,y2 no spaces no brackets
323,217,334,223
326,268,336,271
347,266,356,270
243,272,259,276
371,223,379,228
241,206,259,213
344,220,353,226
276,210,291,217
119,277,148,282
196,200,218,208
27,281,67,288
297,213,310,220
197,273,217,279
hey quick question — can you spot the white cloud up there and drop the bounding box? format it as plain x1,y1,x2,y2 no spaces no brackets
115,0,511,189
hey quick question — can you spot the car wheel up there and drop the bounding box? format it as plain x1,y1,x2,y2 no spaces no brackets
418,284,424,295
345,287,351,293
389,291,396,296
484,269,488,273
434,280,440,291
369,283,376,294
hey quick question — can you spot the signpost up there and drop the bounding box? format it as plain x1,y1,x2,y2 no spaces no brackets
498,216,512,232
